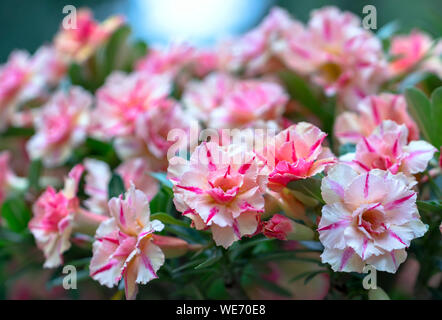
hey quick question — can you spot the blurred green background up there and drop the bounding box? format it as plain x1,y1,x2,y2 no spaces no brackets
0,0,441,62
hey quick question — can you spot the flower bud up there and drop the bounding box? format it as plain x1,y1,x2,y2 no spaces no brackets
263,214,314,241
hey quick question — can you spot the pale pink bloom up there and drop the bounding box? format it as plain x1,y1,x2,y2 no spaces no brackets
261,122,336,191
136,43,195,77
335,94,419,144
0,47,65,131
84,159,112,215
0,152,27,206
208,80,288,129
342,120,437,176
136,43,216,80
26,86,92,167
318,164,428,273
116,158,159,201
182,72,236,123
389,31,434,75
91,71,171,138
217,7,300,75
90,185,165,300
29,165,84,268
54,9,124,63
279,7,389,108
263,214,293,240
168,142,266,248
135,99,194,160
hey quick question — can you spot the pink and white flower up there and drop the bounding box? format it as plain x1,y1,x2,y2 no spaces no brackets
278,7,389,108
0,47,65,131
168,142,266,248
116,158,159,201
318,164,428,273
135,99,194,161
182,72,236,123
91,71,171,138
262,214,293,240
389,31,435,75
208,79,288,129
26,86,92,167
84,159,112,215
261,122,336,191
217,7,301,75
54,9,124,63
342,120,437,176
334,94,419,144
89,185,165,300
29,165,84,268
136,43,216,80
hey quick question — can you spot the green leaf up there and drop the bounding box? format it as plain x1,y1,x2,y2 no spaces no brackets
108,173,125,199
149,186,173,213
150,212,189,228
254,277,292,298
405,87,441,148
27,159,42,192
304,270,326,285
287,176,324,205
1,196,31,233
68,63,86,87
430,87,442,148
104,25,132,75
0,127,34,137
417,200,442,213
195,250,222,269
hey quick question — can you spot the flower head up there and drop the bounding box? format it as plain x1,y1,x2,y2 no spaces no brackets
92,72,171,138
389,31,434,75
262,122,336,190
29,165,84,268
318,164,428,273
168,142,266,248
116,158,159,201
26,86,92,167
0,47,65,131
84,159,112,215
54,9,124,62
335,94,419,144
278,7,389,108
262,214,293,240
342,120,436,176
90,185,164,300
208,79,288,129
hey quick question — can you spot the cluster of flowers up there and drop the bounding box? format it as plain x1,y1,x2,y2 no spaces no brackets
0,6,440,299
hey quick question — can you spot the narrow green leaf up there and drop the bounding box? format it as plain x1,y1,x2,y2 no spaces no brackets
195,250,222,269
431,87,442,148
104,25,132,75
405,88,434,144
1,196,31,233
27,159,42,192
417,200,442,213
108,173,125,199
254,277,292,298
150,212,189,228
